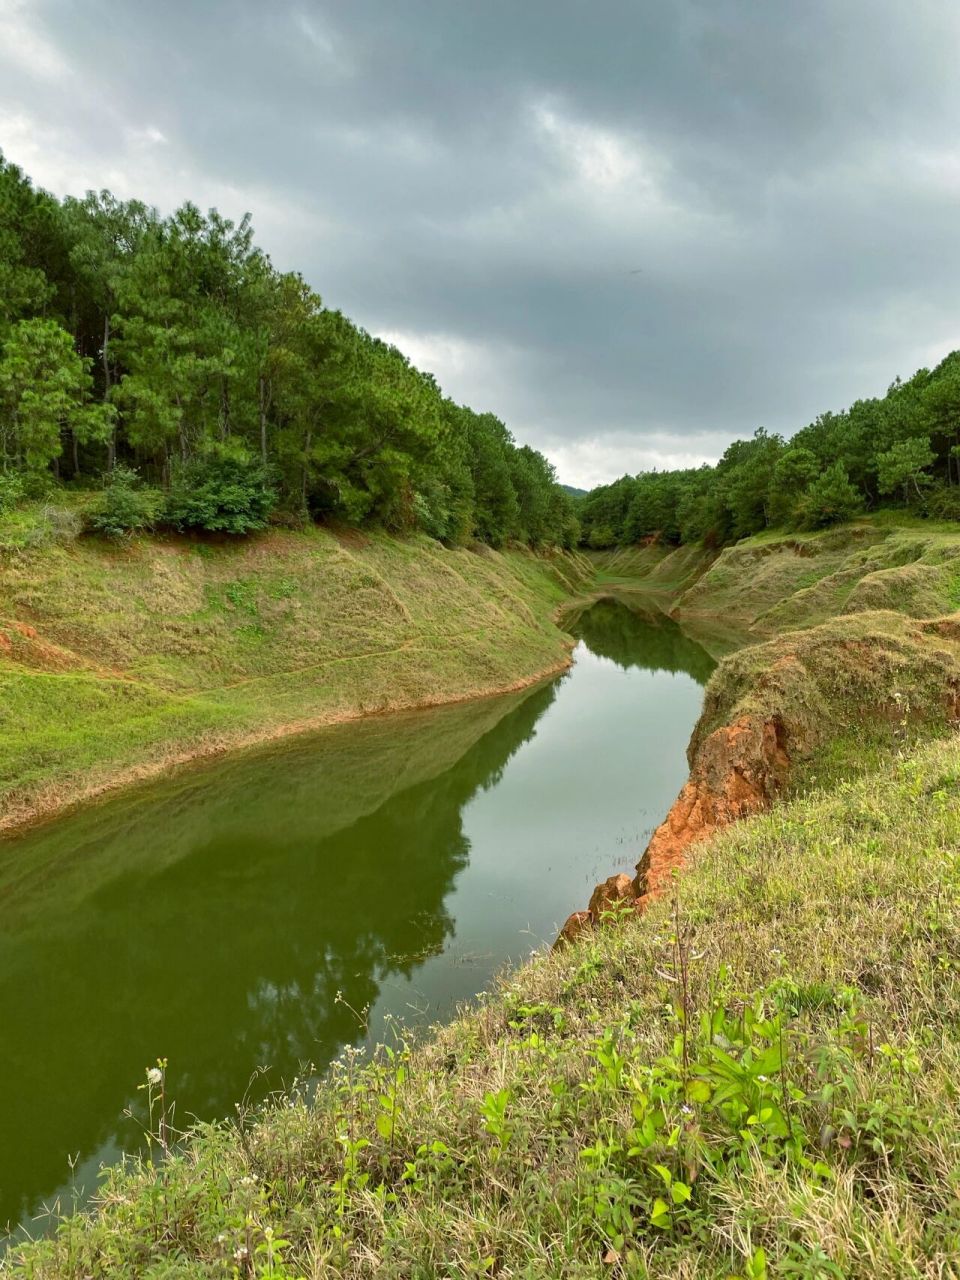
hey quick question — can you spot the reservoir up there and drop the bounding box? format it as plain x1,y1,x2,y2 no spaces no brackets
0,598,714,1238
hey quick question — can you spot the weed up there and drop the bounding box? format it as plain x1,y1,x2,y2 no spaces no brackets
224,579,260,615
11,733,960,1275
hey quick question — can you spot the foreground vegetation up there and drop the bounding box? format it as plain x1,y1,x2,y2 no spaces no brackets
0,522,589,829
8,728,960,1278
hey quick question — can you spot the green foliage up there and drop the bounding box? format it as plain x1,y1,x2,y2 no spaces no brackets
0,469,24,514
799,461,864,528
463,410,521,546
580,355,960,550
0,151,576,549
0,153,59,333
923,479,960,521
89,465,159,537
767,446,820,526
0,317,113,473
876,437,935,502
165,454,278,534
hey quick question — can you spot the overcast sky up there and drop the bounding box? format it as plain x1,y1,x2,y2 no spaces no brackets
2,1,959,488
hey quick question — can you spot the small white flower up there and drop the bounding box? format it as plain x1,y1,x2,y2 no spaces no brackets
146,1067,163,1086
234,1245,249,1261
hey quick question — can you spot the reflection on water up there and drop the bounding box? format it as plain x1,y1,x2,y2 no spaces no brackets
570,598,718,683
0,599,714,1236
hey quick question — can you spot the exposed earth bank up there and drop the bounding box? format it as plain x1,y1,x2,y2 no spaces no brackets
559,521,960,942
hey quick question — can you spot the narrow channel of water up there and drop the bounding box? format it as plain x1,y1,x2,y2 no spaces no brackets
0,599,714,1238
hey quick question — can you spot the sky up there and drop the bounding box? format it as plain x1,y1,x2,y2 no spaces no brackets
2,1,960,489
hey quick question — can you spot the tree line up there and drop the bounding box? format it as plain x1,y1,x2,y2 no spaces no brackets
578,354,960,548
0,152,578,546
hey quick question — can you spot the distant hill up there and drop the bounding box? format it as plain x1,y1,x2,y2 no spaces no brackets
561,484,588,498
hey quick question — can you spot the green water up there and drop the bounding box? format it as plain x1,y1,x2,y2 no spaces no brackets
0,599,714,1238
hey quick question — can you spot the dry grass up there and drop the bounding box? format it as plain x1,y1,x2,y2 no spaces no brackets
10,730,960,1278
692,609,960,774
0,528,593,830
663,522,960,636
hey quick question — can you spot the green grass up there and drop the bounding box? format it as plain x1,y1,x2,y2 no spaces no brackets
9,515,960,1276
10,730,960,1278
0,527,593,829
691,609,960,766
782,720,955,795
590,523,960,655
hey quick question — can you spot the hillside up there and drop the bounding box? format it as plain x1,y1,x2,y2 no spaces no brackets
8,517,960,1278
594,519,960,634
0,525,591,831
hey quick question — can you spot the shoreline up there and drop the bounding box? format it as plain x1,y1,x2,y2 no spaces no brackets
0,646,575,840
0,532,597,842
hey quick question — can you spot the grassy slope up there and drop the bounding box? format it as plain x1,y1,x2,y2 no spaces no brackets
11,733,960,1278
590,520,960,640
9,517,960,1277
692,610,960,790
672,519,960,634
0,527,591,830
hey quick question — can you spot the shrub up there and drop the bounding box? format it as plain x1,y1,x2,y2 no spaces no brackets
40,503,82,543
90,466,160,538
18,469,57,501
587,523,618,549
799,462,863,528
166,455,277,535
0,502,82,550
0,471,24,515
924,481,960,522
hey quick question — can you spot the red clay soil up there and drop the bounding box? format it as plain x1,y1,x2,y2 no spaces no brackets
634,714,789,902
0,619,102,673
555,713,791,946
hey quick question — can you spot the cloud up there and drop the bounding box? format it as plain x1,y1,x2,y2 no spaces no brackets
0,0,68,79
544,431,725,491
3,0,960,486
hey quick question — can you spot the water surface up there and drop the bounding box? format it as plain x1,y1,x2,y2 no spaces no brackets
0,599,714,1236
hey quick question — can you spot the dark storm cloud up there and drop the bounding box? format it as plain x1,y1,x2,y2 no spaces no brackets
2,0,960,484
